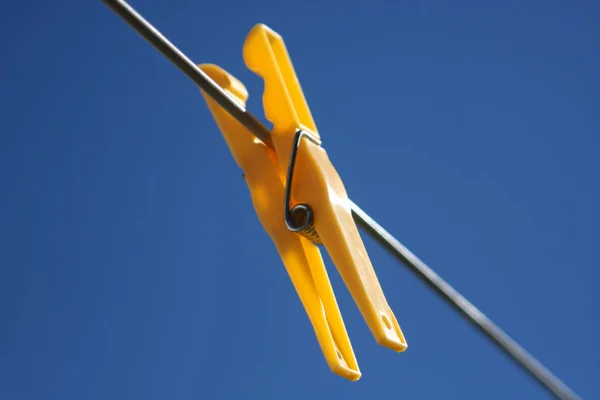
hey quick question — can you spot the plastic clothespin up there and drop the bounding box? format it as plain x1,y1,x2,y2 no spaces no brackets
198,24,407,381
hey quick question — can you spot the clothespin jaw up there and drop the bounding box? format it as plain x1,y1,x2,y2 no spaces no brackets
243,24,407,352
198,64,361,381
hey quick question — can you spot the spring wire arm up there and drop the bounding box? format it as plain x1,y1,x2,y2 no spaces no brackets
101,1,580,399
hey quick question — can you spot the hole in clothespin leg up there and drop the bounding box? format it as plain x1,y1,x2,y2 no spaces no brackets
381,315,392,330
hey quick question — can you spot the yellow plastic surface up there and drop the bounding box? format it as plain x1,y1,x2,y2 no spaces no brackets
243,24,407,352
198,64,361,381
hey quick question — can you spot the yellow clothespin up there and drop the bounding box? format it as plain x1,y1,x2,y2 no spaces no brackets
198,24,407,381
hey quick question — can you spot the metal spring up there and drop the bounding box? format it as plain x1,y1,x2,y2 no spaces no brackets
284,130,323,245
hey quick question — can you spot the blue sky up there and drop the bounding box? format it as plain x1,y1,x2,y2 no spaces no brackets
1,0,598,399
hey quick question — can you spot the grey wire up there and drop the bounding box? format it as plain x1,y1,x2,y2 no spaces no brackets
101,1,581,398
350,202,580,400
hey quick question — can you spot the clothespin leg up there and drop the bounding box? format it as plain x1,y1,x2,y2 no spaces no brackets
243,25,408,352
198,64,361,380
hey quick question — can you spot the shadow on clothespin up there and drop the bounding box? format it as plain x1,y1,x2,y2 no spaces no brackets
198,24,407,381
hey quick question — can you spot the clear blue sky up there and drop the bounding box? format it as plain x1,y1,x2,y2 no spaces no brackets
1,0,598,399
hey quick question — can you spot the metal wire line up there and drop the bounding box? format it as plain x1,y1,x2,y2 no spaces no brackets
101,1,580,398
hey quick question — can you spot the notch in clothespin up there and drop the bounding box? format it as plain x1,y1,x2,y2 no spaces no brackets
198,24,407,381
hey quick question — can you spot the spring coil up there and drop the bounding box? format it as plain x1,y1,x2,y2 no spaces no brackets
284,130,323,245
289,203,323,245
